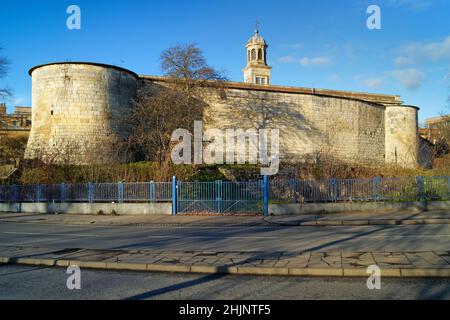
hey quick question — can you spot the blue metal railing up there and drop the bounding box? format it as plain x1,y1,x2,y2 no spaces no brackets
269,176,450,203
0,176,449,214
0,182,172,203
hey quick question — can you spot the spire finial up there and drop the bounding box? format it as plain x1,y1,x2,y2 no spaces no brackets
255,20,260,34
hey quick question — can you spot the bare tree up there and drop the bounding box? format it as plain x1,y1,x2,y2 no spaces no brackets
432,87,450,159
0,47,11,99
160,44,226,96
125,44,227,163
160,44,227,124
434,128,450,157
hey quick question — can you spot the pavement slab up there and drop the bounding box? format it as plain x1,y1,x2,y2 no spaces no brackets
405,252,450,267
372,252,412,268
342,252,375,268
2,234,450,278
308,252,342,268
436,252,450,264
280,255,310,268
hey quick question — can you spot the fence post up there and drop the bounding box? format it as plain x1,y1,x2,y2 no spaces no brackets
417,176,425,202
118,182,124,203
288,179,296,204
149,181,155,202
330,178,337,202
448,177,450,200
11,184,17,203
416,176,425,202
36,184,41,202
60,183,66,202
216,180,222,213
373,177,381,201
88,182,94,203
172,176,177,215
263,175,269,216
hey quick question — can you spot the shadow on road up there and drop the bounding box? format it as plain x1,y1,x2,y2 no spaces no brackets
301,225,390,252
0,264,55,276
124,273,227,300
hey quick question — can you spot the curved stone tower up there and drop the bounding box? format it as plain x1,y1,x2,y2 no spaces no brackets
25,62,137,164
385,105,419,168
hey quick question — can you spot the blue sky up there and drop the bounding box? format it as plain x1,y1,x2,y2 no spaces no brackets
0,0,449,123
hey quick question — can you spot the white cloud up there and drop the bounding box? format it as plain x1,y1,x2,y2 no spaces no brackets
13,97,26,105
328,74,341,83
277,55,333,67
277,56,298,64
444,72,450,84
358,76,386,89
286,43,304,50
395,36,450,66
389,69,425,90
394,56,413,66
299,56,332,67
388,0,433,11
358,69,425,90
363,78,384,88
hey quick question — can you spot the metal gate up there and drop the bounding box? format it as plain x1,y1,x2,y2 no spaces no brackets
176,180,264,214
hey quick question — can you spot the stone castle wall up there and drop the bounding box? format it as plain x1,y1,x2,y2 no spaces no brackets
200,86,387,165
138,77,418,167
385,105,419,167
25,63,419,168
25,63,137,164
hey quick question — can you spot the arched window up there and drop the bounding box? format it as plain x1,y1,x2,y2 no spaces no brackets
251,49,256,60
258,49,262,60
248,50,250,61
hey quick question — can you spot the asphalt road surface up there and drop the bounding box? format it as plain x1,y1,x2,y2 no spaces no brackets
1,264,449,300
1,221,450,252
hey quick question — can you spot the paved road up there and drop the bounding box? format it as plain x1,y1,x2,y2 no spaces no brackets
1,221,450,252
1,264,449,300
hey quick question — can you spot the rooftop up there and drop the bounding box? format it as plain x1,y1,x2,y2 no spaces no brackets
139,75,408,107
247,30,267,46
425,115,450,124
29,62,139,78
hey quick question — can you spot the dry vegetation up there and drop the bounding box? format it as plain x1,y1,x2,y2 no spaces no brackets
0,136,27,164
426,112,450,171
124,44,226,163
18,162,211,184
15,160,450,185
282,160,450,180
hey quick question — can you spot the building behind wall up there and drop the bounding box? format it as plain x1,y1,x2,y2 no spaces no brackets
425,115,450,129
0,103,32,138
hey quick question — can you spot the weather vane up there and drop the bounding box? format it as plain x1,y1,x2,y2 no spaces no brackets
255,20,260,33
